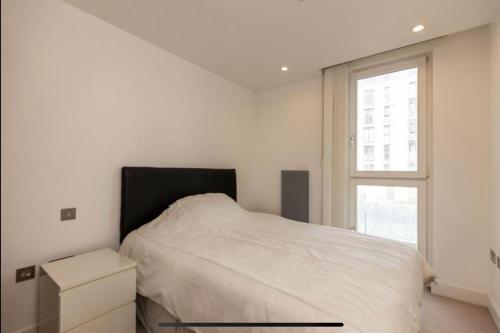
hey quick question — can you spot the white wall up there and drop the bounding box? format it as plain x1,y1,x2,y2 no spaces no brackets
253,79,323,224
431,26,491,301
489,13,500,327
0,1,256,332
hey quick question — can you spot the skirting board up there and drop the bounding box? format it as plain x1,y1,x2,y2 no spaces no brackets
489,297,500,332
10,323,37,333
430,281,488,307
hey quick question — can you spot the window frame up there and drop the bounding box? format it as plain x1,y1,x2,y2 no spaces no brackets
349,57,427,179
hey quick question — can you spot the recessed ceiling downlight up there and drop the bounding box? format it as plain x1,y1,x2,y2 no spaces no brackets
412,24,424,32
281,66,288,72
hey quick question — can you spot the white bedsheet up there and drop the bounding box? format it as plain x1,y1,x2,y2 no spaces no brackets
120,193,434,333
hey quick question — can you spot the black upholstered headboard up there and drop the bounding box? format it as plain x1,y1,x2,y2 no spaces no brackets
120,167,237,242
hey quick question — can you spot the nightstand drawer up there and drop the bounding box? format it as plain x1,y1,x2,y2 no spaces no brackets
60,268,136,331
66,302,135,333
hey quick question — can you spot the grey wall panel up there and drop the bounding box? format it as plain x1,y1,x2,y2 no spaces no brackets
281,170,309,223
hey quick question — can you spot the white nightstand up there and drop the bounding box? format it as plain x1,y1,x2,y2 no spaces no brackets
38,248,137,333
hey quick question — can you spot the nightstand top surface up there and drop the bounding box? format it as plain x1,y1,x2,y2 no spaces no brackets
41,248,137,291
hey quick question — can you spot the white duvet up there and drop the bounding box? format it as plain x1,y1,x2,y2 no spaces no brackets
120,193,434,333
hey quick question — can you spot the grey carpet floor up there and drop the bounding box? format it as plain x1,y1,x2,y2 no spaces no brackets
421,292,498,333
137,292,499,332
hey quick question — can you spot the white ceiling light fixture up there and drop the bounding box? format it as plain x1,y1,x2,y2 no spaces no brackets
281,66,288,72
412,24,425,32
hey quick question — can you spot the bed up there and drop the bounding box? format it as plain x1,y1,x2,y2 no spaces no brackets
118,167,434,333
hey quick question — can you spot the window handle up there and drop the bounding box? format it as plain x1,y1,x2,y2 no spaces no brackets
350,135,356,148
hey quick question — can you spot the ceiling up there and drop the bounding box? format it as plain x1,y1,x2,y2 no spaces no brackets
64,0,500,91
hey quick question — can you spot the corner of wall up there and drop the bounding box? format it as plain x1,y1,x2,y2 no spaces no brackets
489,12,500,332
430,281,489,307
489,295,500,331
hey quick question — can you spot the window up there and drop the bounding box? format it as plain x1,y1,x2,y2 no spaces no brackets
409,81,417,98
364,108,374,125
355,184,422,246
363,145,374,161
384,125,390,142
355,64,424,173
409,119,416,141
409,143,417,169
408,81,417,118
409,142,417,153
384,86,391,105
384,144,390,161
364,89,375,108
384,106,391,123
364,164,375,170
364,128,374,142
409,99,416,118
350,57,427,255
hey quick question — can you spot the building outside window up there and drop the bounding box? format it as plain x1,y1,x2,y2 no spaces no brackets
364,145,374,161
356,69,419,172
384,125,391,142
364,108,374,124
384,144,390,161
409,99,416,118
384,86,391,105
364,127,374,142
364,164,375,170
384,106,391,123
364,89,375,108
409,142,417,169
409,119,417,141
409,81,417,98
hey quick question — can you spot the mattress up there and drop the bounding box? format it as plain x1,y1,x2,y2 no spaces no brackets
120,193,434,333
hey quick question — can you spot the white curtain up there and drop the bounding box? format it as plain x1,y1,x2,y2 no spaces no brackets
322,65,349,228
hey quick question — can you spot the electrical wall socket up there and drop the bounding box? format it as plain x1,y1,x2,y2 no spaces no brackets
491,249,497,264
16,265,35,283
60,208,76,221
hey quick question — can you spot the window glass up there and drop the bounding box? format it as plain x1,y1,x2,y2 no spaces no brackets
364,108,374,125
363,90,375,108
384,144,390,161
364,128,374,142
384,106,391,123
384,86,391,105
384,125,390,142
356,185,418,246
356,67,418,171
363,145,374,161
